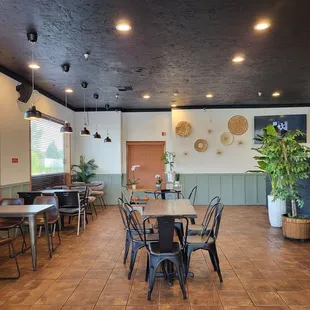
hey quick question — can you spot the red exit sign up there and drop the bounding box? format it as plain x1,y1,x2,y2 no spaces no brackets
12,158,18,163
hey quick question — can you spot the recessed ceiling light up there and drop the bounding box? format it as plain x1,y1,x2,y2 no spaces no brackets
206,93,213,98
232,56,245,63
173,91,179,96
143,94,150,99
28,63,40,69
171,104,177,108
65,88,73,93
116,22,131,32
254,21,271,31
272,91,281,97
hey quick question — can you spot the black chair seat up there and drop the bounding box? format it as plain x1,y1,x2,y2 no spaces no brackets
132,233,159,242
59,207,81,214
187,235,215,245
149,241,181,255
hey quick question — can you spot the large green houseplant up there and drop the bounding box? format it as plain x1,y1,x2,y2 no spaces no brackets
71,155,98,183
250,124,310,234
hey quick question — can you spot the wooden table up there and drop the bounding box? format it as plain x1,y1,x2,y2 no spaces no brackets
0,204,53,271
142,199,197,219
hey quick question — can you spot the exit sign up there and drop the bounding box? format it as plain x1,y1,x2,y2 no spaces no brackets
12,158,18,163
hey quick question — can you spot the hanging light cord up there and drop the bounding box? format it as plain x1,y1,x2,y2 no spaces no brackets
83,90,89,126
31,43,35,106
95,97,98,131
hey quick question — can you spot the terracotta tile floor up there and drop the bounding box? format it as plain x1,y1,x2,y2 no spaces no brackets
1,206,310,309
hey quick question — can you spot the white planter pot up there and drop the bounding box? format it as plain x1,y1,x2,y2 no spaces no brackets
268,195,286,227
167,171,175,183
132,184,137,190
174,181,180,188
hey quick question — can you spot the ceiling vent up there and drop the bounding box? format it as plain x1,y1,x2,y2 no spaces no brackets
116,86,134,92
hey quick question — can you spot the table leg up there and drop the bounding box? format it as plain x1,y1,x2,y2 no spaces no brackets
28,215,37,271
43,212,52,258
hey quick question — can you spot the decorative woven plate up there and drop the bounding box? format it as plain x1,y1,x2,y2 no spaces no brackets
194,139,208,152
220,132,234,146
228,115,248,135
175,121,192,137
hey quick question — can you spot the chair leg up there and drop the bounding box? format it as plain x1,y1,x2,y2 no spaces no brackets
209,251,217,271
128,242,141,280
84,210,86,230
102,196,107,209
123,231,130,264
147,256,161,301
185,247,193,277
38,226,42,238
99,196,104,211
174,259,187,299
210,246,223,283
190,218,196,225
19,225,27,254
92,203,97,217
145,255,149,282
77,211,81,236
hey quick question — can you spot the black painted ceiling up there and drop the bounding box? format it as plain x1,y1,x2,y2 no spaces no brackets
1,0,310,111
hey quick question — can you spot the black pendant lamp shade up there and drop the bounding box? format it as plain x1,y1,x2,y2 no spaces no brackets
24,105,42,120
80,127,90,136
60,122,73,134
104,135,111,143
93,132,101,139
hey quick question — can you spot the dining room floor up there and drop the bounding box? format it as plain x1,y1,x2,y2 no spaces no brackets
1,205,310,309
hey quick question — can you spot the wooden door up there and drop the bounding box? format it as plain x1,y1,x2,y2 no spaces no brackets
127,141,165,189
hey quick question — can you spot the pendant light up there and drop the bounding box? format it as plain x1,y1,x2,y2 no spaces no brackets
24,32,42,120
60,64,73,134
93,93,101,139
103,104,111,142
80,82,90,136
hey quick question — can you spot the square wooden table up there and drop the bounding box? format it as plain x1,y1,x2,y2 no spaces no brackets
0,204,54,271
142,199,197,219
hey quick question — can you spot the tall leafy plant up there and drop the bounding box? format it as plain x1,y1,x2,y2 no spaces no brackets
71,155,98,183
250,124,310,217
162,151,176,171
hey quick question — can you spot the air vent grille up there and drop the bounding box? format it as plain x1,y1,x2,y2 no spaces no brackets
116,86,134,91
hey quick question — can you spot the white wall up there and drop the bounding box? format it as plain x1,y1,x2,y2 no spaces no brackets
0,73,75,185
74,111,122,174
121,112,172,173
172,107,310,173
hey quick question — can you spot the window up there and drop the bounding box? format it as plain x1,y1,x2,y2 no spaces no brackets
30,117,65,176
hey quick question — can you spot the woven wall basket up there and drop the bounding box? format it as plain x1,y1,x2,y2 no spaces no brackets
228,115,248,135
220,132,234,146
176,121,192,137
194,139,208,152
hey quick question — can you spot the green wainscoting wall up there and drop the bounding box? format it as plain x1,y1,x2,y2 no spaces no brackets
121,173,266,206
0,181,31,199
0,173,266,206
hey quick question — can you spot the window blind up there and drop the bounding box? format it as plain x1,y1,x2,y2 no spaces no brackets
30,117,65,176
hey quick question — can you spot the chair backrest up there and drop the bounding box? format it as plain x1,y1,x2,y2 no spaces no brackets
188,186,198,206
70,186,88,207
127,208,146,241
202,196,221,226
33,195,59,219
17,192,42,205
54,191,80,209
154,189,180,200
0,198,24,206
121,188,131,204
200,202,224,242
118,198,130,229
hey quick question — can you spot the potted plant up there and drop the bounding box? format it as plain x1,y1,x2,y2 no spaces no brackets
162,151,176,183
128,165,140,190
250,125,310,238
155,174,163,189
71,155,98,183
174,173,180,187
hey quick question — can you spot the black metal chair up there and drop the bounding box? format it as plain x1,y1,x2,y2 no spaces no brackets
187,196,221,235
126,207,158,280
55,191,86,236
143,215,187,301
0,237,20,279
117,198,155,273
188,186,198,224
17,192,42,205
0,198,27,256
185,202,224,283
